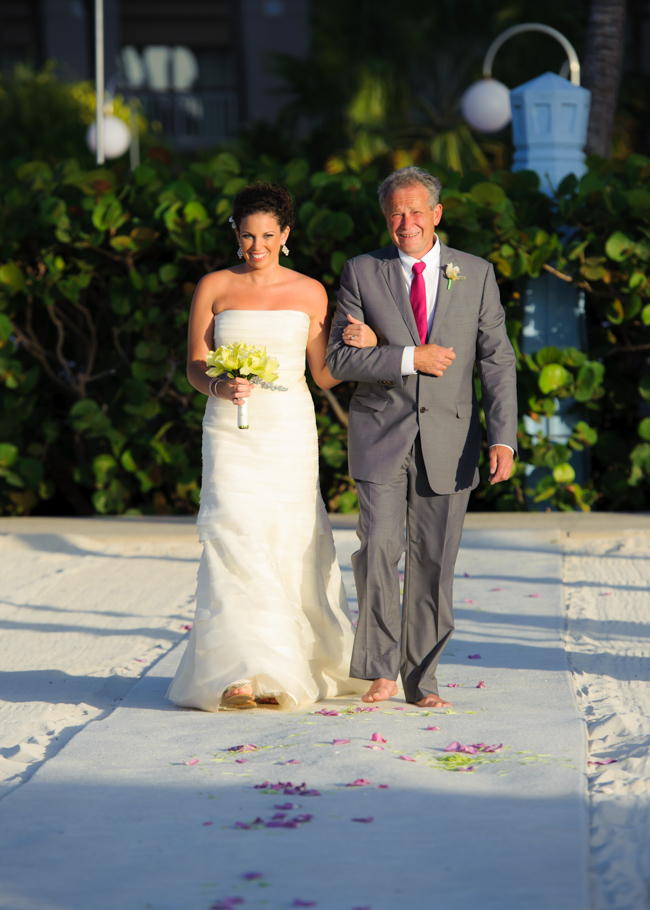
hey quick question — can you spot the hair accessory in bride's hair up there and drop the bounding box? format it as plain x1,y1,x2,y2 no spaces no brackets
229,215,237,230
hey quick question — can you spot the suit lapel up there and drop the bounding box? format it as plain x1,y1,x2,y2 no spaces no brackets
379,246,420,345
428,239,454,344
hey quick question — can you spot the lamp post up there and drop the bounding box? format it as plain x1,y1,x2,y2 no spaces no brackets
88,0,132,164
462,24,592,492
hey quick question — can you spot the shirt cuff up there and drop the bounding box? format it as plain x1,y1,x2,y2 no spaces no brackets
490,444,514,454
401,346,416,375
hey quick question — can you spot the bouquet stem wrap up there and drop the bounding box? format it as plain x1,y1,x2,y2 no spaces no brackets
237,400,249,429
205,341,284,430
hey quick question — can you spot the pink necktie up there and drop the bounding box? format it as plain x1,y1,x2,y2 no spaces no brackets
410,261,427,344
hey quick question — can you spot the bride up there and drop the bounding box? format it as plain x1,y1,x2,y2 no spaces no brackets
167,182,375,711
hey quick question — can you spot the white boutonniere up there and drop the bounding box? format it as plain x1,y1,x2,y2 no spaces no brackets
445,263,466,289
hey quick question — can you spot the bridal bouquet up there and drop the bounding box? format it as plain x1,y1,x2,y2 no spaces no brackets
206,342,285,429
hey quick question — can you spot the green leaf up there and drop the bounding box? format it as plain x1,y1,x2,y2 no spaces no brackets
638,418,650,441
575,362,605,402
0,263,26,294
0,443,19,468
538,363,571,395
183,201,210,224
0,313,13,341
552,462,576,484
639,375,650,402
330,250,347,275
92,454,117,485
605,231,635,262
469,182,506,205
535,347,563,367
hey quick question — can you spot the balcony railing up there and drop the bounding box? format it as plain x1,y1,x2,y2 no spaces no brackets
122,89,239,150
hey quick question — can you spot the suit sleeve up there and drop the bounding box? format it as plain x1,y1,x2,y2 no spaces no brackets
475,264,518,456
326,259,406,387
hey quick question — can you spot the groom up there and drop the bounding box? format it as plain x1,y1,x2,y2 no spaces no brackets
326,166,517,708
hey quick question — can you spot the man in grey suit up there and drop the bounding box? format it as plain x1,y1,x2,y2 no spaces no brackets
326,166,517,708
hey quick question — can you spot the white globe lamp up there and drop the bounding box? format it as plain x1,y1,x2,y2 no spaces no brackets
461,78,512,133
86,115,132,160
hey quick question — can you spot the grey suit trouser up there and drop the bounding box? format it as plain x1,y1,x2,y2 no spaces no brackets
350,436,471,702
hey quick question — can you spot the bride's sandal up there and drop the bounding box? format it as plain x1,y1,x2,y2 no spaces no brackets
223,685,256,709
257,695,280,706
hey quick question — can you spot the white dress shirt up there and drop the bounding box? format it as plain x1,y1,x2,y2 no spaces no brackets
399,239,441,375
397,238,513,455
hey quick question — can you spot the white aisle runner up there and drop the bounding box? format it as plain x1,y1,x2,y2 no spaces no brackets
0,529,589,910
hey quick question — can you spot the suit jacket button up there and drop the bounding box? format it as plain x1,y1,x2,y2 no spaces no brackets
420,406,427,413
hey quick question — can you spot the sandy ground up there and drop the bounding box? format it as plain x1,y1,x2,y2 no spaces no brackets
563,532,650,910
1,516,649,909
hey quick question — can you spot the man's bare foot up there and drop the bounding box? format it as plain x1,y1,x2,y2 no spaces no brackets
361,678,399,703
414,693,451,709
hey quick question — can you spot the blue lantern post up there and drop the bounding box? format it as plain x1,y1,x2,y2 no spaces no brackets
462,25,592,492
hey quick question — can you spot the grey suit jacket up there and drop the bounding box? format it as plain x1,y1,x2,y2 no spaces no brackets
326,241,517,494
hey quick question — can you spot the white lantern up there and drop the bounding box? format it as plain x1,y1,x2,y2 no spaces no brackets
461,78,512,133
86,116,132,159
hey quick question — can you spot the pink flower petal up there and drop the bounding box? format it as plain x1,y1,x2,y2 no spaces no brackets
490,587,503,592
371,732,387,743
183,758,199,765
463,572,471,577
279,759,300,765
476,681,486,689
235,759,249,764
274,802,300,810
346,779,371,787
529,593,541,598
481,743,503,753
314,709,339,716
427,725,441,731
180,623,193,631
457,766,474,772
352,817,374,823
333,739,351,745
468,654,481,659
134,658,147,663
392,705,408,710
463,599,474,604
446,683,459,688
444,741,462,752
242,872,263,880
600,592,613,596
228,744,258,753
589,758,617,765
202,821,213,826
365,744,384,750
399,754,417,762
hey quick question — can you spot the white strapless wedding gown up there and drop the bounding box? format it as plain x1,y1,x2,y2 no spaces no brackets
167,310,366,710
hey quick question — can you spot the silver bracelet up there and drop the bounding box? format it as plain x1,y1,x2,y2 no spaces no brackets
208,378,223,398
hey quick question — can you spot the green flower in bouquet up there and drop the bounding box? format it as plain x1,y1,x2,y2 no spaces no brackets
206,342,280,383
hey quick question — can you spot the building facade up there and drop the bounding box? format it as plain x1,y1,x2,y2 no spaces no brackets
0,0,311,148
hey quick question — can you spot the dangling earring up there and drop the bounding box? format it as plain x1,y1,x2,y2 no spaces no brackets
237,246,243,259
282,244,290,256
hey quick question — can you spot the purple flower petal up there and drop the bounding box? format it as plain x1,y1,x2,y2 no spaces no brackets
446,683,459,688
371,732,387,743
463,572,471,577
180,623,193,631
427,725,441,731
242,872,263,880
314,709,339,716
202,821,213,826
589,758,617,765
398,754,416,762
476,681,486,689
444,741,462,752
392,706,408,711
235,759,249,764
377,784,389,789
274,802,300,810
352,817,374,823
293,814,313,823
234,822,250,829
279,759,300,765
468,654,481,659
292,901,317,908
346,778,371,787
457,766,474,772
481,743,503,753
228,744,258,753
271,813,287,820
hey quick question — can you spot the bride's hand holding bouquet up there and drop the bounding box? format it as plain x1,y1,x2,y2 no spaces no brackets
206,341,283,429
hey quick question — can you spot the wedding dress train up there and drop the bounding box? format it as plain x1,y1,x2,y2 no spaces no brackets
167,309,365,710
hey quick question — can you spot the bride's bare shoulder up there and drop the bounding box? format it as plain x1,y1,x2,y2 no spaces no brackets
284,269,327,304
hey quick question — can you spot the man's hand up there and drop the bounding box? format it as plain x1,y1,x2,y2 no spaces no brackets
413,344,455,377
489,445,514,484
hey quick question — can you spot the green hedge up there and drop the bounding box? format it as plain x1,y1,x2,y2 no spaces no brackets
0,151,649,515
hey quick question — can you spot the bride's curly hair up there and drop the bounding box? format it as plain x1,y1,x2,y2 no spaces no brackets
232,182,295,231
